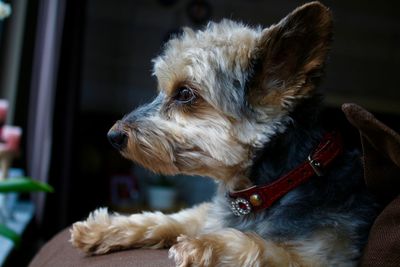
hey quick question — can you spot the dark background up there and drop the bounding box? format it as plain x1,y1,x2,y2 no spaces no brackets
52,0,400,234
1,0,399,265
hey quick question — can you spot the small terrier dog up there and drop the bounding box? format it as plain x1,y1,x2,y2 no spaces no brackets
71,2,378,266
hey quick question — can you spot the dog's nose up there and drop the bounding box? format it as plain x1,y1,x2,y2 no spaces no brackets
107,129,127,150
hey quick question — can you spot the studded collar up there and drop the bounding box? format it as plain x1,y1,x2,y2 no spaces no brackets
228,131,343,216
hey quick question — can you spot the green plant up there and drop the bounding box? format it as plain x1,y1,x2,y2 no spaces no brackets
0,177,53,246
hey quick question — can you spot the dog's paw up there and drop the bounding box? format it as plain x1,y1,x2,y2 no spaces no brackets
169,231,268,267
70,208,184,255
70,208,115,255
169,235,218,267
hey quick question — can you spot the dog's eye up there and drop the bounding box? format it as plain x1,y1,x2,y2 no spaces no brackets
174,87,195,104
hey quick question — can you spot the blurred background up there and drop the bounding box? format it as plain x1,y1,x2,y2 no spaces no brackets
0,0,399,265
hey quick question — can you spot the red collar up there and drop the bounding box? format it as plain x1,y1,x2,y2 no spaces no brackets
229,131,343,216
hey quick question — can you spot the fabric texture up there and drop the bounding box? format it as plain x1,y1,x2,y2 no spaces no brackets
29,228,174,267
342,103,400,267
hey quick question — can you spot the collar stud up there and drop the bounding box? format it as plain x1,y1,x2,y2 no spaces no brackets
249,194,263,206
308,155,324,176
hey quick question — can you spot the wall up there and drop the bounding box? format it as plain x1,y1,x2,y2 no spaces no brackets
80,0,400,115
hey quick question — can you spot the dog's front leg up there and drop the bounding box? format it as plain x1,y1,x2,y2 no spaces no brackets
70,203,209,255
169,228,325,267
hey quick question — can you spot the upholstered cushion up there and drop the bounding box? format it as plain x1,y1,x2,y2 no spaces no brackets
343,103,400,267
29,228,174,267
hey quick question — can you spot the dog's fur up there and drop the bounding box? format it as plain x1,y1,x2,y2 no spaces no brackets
71,2,378,266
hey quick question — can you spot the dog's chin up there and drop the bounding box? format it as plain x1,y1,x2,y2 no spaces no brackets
118,129,180,175
120,146,180,175
120,146,221,180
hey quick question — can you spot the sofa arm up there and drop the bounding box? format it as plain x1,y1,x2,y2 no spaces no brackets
29,228,175,267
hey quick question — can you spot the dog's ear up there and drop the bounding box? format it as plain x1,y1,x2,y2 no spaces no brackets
247,1,332,110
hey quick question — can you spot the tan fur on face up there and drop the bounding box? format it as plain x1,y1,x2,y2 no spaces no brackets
119,21,297,187
121,120,180,175
154,20,259,99
121,105,251,180
120,3,331,185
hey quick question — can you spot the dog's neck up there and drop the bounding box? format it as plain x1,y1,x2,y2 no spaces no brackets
250,97,324,187
223,97,325,192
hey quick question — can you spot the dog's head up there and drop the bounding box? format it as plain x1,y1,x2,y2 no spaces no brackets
108,2,332,188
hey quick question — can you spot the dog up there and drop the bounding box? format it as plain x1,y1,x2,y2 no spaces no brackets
71,2,378,266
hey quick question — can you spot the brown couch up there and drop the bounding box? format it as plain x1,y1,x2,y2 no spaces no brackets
29,104,400,267
29,228,174,267
343,104,400,266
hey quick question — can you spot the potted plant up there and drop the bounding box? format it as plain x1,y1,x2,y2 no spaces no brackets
0,177,53,246
147,175,177,211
